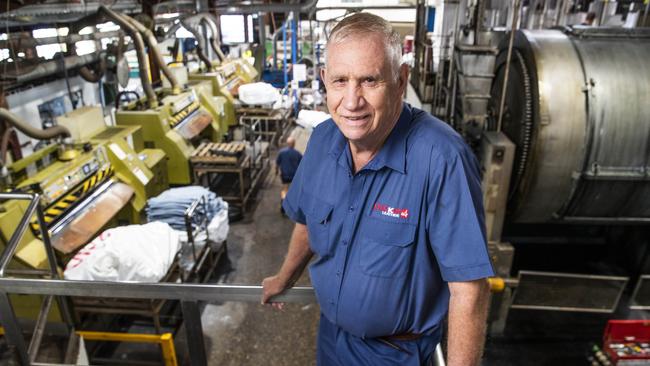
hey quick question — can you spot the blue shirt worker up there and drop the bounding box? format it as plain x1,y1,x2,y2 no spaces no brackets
261,13,494,366
276,136,303,208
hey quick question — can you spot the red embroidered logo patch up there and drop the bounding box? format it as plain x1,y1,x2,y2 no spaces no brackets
373,203,409,219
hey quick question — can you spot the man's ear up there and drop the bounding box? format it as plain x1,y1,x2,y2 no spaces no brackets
320,68,327,83
398,63,409,92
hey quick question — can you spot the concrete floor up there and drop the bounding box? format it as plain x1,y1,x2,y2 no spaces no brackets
191,127,320,366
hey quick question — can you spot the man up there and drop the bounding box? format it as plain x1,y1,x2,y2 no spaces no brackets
276,136,302,211
262,13,493,366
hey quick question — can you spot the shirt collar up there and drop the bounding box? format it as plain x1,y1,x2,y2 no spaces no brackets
328,104,411,174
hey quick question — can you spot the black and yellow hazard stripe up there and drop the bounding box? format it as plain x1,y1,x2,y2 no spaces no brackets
168,101,200,128
30,165,114,237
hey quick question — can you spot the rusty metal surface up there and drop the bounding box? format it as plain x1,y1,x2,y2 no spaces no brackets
175,110,213,140
51,182,134,254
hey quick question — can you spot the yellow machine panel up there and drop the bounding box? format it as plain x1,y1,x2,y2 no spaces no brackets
115,90,214,185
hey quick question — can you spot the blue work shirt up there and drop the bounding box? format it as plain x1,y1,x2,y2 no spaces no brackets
283,104,494,339
276,147,303,182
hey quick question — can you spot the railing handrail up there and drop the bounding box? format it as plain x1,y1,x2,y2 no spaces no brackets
0,277,316,303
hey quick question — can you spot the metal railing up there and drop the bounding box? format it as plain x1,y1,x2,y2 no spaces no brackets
0,192,446,366
0,192,315,366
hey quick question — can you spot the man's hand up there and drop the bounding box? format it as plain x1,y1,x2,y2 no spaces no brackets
261,274,290,310
260,223,313,311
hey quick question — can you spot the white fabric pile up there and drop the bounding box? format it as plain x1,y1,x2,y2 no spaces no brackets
296,109,330,130
64,222,180,282
238,82,280,105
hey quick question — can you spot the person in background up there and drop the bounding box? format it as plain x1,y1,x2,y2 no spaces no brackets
275,136,302,213
262,12,493,366
582,12,597,26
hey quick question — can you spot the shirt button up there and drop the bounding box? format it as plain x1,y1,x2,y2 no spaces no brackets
342,240,348,246
349,206,354,212
336,270,341,276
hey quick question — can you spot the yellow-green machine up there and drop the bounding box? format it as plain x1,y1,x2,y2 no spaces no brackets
188,57,260,122
164,65,230,142
187,64,240,131
57,106,168,222
115,89,217,185
0,107,168,320
232,58,259,84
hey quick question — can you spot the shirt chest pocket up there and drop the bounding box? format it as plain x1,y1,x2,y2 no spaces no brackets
359,218,416,278
302,193,334,258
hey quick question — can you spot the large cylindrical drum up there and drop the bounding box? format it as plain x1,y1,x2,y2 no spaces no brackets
490,28,650,223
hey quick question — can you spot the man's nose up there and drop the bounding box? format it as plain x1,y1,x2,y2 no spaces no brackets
342,84,365,110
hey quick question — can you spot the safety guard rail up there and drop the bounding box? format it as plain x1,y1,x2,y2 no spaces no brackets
0,192,445,366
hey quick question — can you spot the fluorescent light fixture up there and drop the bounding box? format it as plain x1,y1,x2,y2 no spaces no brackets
76,40,97,55
97,22,120,32
159,12,180,19
33,28,58,38
79,26,94,35
175,26,195,38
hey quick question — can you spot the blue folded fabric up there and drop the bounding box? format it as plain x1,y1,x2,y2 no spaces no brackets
146,186,227,231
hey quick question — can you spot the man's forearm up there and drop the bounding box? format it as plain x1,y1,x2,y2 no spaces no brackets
446,279,491,366
276,223,313,285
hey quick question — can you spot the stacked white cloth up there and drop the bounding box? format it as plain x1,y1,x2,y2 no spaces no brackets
146,186,227,231
296,109,330,130
63,222,180,282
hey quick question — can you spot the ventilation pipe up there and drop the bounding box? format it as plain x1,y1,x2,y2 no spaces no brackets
121,13,181,95
98,6,157,108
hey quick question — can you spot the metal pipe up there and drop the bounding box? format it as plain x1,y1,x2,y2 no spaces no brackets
36,196,75,329
28,295,53,363
202,14,228,62
540,0,549,29
78,55,106,83
180,14,215,70
210,0,318,13
181,301,207,366
496,0,521,133
121,13,181,95
2,268,51,276
0,194,40,277
0,30,121,49
0,292,29,366
98,6,157,107
644,0,649,27
434,344,446,366
0,278,316,303
0,108,70,140
0,53,99,85
553,0,565,26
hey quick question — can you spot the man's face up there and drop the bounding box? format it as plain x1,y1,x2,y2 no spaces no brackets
322,34,407,148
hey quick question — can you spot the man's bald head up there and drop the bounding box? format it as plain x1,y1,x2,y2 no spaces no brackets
286,137,296,148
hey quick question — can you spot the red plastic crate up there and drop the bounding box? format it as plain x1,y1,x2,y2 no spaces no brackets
604,320,650,365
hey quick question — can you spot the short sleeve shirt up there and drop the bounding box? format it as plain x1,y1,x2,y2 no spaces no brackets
283,104,494,338
276,147,302,181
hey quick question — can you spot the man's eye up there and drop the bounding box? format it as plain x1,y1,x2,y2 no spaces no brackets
362,78,377,85
332,79,346,85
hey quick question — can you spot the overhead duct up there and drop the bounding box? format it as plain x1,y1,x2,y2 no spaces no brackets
98,5,158,108
0,108,70,140
180,14,216,71
0,53,99,85
201,14,227,63
121,13,181,95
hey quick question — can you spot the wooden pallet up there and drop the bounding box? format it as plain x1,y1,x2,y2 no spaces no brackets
190,142,246,164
